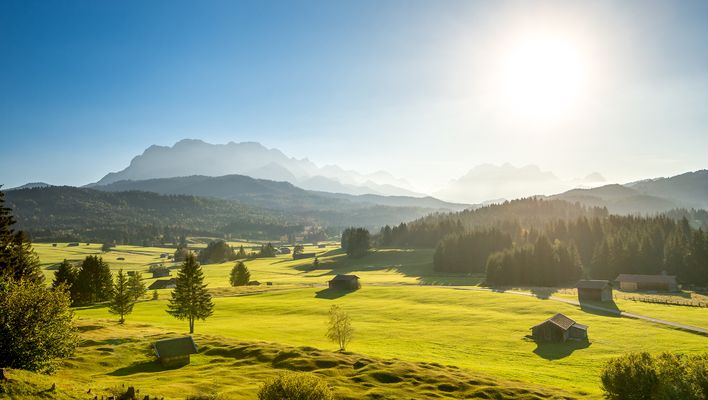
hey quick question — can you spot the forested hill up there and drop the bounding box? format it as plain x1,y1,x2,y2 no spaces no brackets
5,186,302,243
88,174,468,212
4,186,465,244
380,198,609,247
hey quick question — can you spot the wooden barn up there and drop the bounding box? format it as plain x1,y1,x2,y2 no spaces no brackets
576,280,613,302
293,252,316,260
531,313,588,343
148,278,177,290
154,336,198,367
328,274,360,291
615,274,678,292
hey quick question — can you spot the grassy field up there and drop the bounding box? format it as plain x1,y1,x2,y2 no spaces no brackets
15,242,708,399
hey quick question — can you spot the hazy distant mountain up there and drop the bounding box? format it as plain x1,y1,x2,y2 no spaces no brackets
551,170,708,214
94,139,420,196
90,174,467,213
8,182,53,190
435,163,571,203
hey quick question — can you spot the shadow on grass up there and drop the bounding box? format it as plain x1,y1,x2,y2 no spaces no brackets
108,360,173,376
579,299,622,317
531,339,591,360
315,288,356,300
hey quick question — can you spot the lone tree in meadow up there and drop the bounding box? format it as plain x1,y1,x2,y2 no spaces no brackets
326,305,353,351
167,253,214,333
127,271,147,301
109,269,134,324
230,261,250,286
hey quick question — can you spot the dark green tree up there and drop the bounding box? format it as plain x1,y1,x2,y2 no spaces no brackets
127,271,147,301
342,228,370,258
229,261,251,286
74,255,113,305
52,260,79,304
258,243,277,257
235,245,247,259
108,269,133,324
167,253,214,333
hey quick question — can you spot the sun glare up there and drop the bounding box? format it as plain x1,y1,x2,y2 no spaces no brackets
497,33,589,123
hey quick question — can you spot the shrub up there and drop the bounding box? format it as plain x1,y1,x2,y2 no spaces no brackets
600,352,707,400
0,279,79,371
258,372,333,400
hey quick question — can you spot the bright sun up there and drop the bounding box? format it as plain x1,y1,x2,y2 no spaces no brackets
497,33,589,123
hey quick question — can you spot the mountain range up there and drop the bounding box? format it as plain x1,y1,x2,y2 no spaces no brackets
94,139,422,197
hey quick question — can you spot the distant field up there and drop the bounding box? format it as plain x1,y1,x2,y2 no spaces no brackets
27,243,708,399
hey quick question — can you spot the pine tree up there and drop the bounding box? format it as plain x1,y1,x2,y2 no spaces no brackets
229,261,250,286
127,271,147,301
74,256,113,305
0,188,43,283
53,260,79,304
167,253,214,333
108,270,133,324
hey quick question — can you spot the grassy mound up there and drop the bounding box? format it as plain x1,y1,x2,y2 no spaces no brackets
0,321,577,399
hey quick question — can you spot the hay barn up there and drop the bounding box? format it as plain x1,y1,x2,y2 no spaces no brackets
328,274,360,291
576,280,613,302
615,274,678,292
148,278,177,290
531,313,588,343
154,336,198,367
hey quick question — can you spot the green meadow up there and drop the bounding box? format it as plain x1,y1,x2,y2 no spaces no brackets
13,242,708,399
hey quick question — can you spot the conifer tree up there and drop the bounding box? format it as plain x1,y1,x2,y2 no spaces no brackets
74,256,113,304
229,261,250,286
108,269,133,324
0,188,43,283
127,271,147,301
53,260,79,304
167,253,214,333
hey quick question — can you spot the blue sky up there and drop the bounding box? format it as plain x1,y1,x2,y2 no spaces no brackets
1,0,707,191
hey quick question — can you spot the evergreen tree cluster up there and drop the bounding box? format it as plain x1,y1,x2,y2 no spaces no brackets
52,256,113,305
433,229,512,273
0,188,43,283
341,227,371,258
198,240,237,264
485,236,583,286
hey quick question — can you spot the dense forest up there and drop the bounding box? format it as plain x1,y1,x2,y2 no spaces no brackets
5,186,303,244
381,198,708,287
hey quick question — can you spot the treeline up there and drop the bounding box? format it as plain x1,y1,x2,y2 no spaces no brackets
379,198,608,248
5,186,304,244
389,198,707,286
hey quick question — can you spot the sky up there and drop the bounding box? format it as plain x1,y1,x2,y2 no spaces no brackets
1,0,707,192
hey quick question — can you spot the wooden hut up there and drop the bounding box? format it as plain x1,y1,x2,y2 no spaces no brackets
154,336,198,367
293,252,316,260
615,274,678,292
531,313,588,343
576,280,613,302
148,278,177,290
152,268,171,278
328,274,360,291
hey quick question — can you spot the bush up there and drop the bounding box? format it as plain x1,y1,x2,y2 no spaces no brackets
600,352,707,400
0,279,79,371
258,372,333,400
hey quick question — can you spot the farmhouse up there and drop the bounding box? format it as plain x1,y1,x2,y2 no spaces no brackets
615,274,678,292
148,278,177,290
531,313,588,343
293,252,316,260
576,280,613,302
154,336,198,367
328,274,360,291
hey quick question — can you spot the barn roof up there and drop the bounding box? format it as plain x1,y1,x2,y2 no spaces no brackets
329,274,360,282
148,278,176,290
154,336,198,358
615,274,677,284
532,313,577,331
571,323,589,331
576,280,612,289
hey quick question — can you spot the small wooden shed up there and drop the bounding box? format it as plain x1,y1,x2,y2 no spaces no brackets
531,313,588,343
328,274,360,291
154,336,198,367
576,280,613,302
